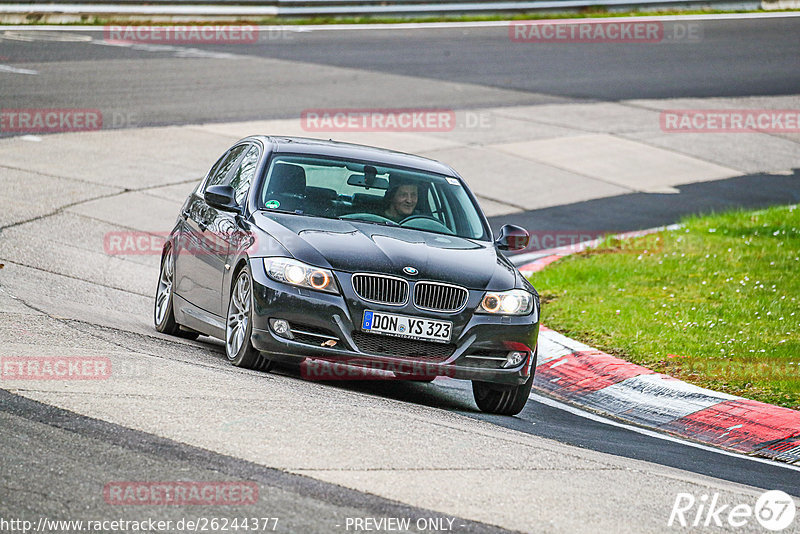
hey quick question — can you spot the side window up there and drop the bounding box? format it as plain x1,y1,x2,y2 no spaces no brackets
195,153,226,196
428,184,451,228
204,144,248,192
443,186,482,239
229,145,260,205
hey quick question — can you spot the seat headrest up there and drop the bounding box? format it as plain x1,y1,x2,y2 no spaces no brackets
267,163,306,197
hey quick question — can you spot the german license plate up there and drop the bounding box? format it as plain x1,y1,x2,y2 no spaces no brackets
362,311,452,343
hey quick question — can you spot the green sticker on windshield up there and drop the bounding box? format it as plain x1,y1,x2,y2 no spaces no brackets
265,200,280,209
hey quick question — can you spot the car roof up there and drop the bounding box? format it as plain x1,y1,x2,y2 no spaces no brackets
245,136,459,177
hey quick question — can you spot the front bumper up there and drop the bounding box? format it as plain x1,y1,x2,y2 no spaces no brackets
249,263,539,386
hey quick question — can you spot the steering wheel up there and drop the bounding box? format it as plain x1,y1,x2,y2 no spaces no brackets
399,215,437,224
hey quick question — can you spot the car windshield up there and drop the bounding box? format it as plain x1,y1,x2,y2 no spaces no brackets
258,154,488,240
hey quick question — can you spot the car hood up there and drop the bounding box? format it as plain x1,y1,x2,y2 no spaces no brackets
251,212,518,290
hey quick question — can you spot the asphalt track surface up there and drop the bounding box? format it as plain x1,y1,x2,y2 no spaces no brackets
2,18,799,227
1,16,800,532
2,18,800,120
292,374,800,496
0,389,508,534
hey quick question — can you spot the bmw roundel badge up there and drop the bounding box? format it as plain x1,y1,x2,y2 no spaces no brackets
403,266,418,276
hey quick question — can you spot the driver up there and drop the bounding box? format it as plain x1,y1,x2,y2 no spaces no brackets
383,181,418,223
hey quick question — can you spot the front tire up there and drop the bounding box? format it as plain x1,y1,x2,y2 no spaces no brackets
472,350,536,416
226,265,273,372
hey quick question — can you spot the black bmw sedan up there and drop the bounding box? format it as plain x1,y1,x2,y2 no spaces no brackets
155,136,540,415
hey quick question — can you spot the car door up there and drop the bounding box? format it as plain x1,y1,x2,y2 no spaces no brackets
217,144,262,314
174,143,248,316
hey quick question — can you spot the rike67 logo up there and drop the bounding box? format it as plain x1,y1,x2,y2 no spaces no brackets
668,490,796,531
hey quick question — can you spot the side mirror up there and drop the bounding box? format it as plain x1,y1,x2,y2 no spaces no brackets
205,185,240,212
495,224,530,251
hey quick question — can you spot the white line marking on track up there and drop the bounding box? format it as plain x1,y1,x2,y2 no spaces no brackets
0,64,37,75
91,39,244,59
2,29,91,41
530,392,800,472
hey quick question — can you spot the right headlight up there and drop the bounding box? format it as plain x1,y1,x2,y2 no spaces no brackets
477,289,536,317
263,257,339,294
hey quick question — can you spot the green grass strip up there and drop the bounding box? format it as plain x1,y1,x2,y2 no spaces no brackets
531,204,800,410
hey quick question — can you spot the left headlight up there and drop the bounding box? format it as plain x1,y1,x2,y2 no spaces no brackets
478,289,536,317
264,258,339,294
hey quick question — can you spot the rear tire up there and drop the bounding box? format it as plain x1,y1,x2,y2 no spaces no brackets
226,265,273,372
154,246,200,340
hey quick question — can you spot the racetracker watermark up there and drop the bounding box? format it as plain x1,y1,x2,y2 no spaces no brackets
663,357,800,383
103,231,262,256
1,357,111,380
301,359,455,381
104,482,259,506
104,232,170,256
661,109,800,133
1,109,101,133
301,109,459,132
509,20,701,43
103,26,261,44
524,231,608,251
668,490,796,531
513,230,662,254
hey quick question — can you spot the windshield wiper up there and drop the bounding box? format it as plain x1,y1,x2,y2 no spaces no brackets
337,216,398,227
260,209,314,217
261,210,400,227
